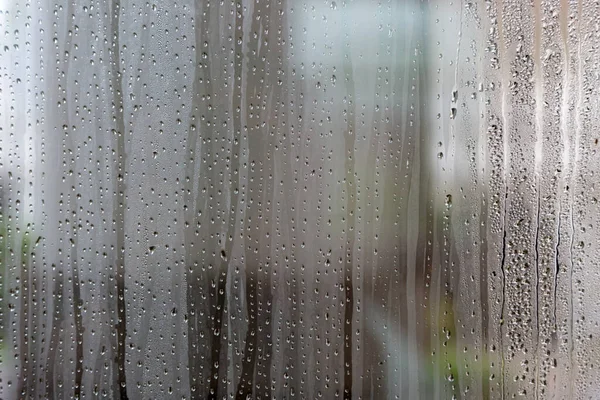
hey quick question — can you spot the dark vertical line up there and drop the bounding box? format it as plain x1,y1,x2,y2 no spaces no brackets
45,266,64,398
499,190,508,399
480,182,490,400
65,111,84,400
18,234,30,400
556,0,568,353
281,10,300,394
62,6,84,391
475,2,490,397
71,245,83,399
92,340,106,397
39,2,74,398
568,183,575,399
445,291,460,399
256,5,280,397
533,0,543,393
341,8,356,399
236,275,258,400
209,2,244,398
236,0,272,397
184,1,214,396
569,2,582,396
495,2,507,397
31,241,40,398
363,11,391,397
110,2,128,398
557,1,568,353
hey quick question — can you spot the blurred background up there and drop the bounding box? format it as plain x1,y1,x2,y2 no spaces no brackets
2,0,600,399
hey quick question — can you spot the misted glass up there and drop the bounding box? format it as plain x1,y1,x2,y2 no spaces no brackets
1,0,598,399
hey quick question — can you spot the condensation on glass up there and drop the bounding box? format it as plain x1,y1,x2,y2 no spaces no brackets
1,0,599,399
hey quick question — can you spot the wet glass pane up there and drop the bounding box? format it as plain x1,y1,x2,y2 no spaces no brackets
1,0,599,398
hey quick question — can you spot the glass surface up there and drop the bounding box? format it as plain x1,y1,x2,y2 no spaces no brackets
1,0,599,398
